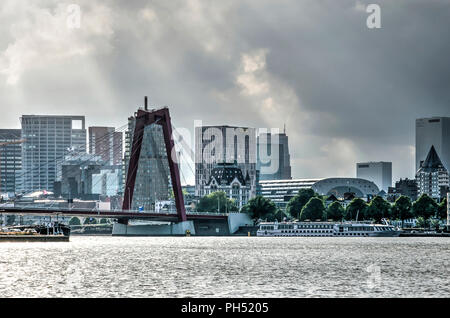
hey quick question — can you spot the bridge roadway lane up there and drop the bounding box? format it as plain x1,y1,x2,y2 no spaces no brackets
0,207,228,222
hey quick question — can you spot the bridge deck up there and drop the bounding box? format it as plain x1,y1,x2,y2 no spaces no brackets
0,207,228,222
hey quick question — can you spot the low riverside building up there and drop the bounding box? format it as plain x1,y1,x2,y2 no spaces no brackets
258,179,320,211
387,178,418,202
258,178,379,211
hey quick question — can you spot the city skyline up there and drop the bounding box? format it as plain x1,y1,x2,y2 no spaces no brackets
3,111,449,187
1,0,449,184
0,1,450,302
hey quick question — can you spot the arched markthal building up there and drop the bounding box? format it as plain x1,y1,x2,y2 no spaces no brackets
311,178,379,198
258,178,380,210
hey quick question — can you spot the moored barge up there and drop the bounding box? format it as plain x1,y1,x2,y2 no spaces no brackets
0,222,70,242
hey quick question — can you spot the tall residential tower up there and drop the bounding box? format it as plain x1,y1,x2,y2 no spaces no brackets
416,117,450,172
416,145,449,200
0,129,22,194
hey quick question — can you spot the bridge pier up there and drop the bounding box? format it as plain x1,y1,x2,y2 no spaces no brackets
111,213,253,236
112,220,196,236
117,218,129,225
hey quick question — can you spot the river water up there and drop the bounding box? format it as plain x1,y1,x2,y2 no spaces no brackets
0,236,449,298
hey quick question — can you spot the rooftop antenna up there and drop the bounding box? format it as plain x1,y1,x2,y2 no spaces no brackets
283,123,286,134
144,96,148,111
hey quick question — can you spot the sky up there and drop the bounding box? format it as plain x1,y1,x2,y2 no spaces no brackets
0,0,449,185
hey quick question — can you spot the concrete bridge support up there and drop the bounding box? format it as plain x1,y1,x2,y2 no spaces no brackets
111,213,253,236
112,221,195,236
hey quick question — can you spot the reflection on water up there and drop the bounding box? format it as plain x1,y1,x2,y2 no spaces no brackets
0,236,449,297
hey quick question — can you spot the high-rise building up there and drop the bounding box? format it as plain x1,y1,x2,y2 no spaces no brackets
416,145,449,200
0,129,22,194
20,115,86,193
92,165,123,197
356,161,392,192
58,152,104,199
257,132,292,181
195,125,257,198
88,127,123,165
416,117,450,172
124,112,170,211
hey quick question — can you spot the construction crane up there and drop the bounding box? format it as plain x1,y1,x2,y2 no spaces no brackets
0,139,25,194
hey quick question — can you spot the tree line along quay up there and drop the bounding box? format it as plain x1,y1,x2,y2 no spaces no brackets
196,189,448,230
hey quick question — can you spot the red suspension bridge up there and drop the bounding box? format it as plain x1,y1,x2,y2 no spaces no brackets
1,98,231,227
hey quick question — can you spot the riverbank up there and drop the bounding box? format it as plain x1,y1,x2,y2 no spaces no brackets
400,232,450,237
0,235,69,242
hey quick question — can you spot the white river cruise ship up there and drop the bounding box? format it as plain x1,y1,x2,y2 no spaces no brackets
257,221,401,237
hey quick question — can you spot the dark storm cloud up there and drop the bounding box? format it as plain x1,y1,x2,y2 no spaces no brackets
0,0,449,182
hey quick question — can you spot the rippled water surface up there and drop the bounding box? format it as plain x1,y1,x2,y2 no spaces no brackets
0,236,449,297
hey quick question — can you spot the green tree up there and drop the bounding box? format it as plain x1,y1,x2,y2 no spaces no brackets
169,188,189,199
286,188,316,219
412,194,438,220
415,216,429,229
84,217,97,225
241,195,277,221
300,197,325,221
275,208,289,222
6,215,16,225
392,196,413,224
366,196,391,222
325,201,344,221
100,218,108,224
345,198,368,220
430,219,441,231
438,197,447,220
196,191,238,213
69,217,81,226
